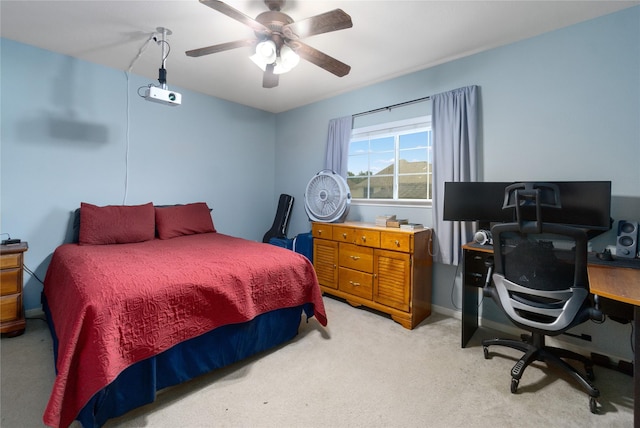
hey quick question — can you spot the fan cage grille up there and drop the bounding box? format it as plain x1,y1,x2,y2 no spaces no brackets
304,171,351,223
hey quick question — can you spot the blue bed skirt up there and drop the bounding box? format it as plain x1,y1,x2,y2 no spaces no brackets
43,295,313,427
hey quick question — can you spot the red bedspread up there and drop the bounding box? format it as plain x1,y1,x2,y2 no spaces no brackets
43,233,326,428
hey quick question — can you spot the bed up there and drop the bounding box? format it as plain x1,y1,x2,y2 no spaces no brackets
42,202,327,428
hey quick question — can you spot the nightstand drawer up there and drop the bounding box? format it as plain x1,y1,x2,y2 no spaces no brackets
338,267,373,299
0,295,19,322
0,253,20,269
339,243,373,273
0,242,28,336
0,269,20,295
380,231,411,252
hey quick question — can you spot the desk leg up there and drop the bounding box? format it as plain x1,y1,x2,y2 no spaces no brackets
461,283,479,348
635,306,639,427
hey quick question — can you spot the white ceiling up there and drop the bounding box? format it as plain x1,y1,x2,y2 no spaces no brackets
2,1,638,113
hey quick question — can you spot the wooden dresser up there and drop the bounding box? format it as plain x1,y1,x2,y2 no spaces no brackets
0,242,28,337
312,221,432,329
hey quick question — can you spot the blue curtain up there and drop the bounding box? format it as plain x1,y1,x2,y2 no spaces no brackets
431,86,479,265
324,116,353,178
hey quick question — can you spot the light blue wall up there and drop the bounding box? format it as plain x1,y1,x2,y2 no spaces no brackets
277,7,639,236
2,7,638,359
275,7,639,359
1,39,277,311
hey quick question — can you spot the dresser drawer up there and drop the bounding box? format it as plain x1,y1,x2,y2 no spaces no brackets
312,223,333,240
0,295,19,322
339,243,373,273
338,267,373,300
353,229,380,248
0,269,20,295
0,253,21,269
380,231,411,252
333,226,354,243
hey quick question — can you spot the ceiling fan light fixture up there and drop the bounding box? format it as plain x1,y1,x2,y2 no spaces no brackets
250,40,277,70
273,45,300,74
249,53,267,71
189,1,353,88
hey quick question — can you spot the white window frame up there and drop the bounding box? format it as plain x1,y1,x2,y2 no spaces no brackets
348,116,432,208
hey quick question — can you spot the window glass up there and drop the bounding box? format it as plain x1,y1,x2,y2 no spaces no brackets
347,117,432,202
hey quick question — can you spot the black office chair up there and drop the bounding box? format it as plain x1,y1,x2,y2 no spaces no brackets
481,183,603,413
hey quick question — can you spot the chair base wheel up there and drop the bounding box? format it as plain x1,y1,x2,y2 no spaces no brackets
510,378,519,394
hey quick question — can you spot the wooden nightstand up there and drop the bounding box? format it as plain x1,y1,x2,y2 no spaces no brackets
1,242,28,337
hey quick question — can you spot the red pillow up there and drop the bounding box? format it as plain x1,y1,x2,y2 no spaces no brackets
79,202,155,245
155,203,216,239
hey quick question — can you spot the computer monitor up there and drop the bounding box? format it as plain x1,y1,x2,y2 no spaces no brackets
443,181,612,236
516,181,612,234
443,182,514,228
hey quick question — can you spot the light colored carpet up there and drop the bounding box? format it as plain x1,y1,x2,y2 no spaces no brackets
1,296,633,427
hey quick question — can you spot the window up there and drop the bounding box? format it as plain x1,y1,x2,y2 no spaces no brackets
347,116,432,203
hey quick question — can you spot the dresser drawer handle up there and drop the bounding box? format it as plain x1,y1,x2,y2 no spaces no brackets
395,240,400,246
342,233,347,239
361,236,367,242
350,255,360,260
318,230,323,235
349,281,360,287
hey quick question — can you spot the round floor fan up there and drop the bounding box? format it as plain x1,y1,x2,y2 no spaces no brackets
304,170,351,223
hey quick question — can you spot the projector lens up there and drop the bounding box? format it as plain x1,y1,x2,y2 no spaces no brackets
169,93,176,101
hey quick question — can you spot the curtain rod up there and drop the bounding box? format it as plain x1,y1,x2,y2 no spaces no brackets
352,95,431,119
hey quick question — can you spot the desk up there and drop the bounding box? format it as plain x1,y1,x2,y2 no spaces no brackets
588,264,640,426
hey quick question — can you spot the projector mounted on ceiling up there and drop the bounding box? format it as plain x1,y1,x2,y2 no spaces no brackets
144,86,181,106
142,27,182,107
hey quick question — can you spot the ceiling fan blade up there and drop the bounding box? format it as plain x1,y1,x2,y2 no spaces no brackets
263,63,279,88
200,0,271,36
186,39,255,57
283,9,353,40
288,41,351,77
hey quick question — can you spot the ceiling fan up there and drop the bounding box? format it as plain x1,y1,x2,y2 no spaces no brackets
186,0,352,88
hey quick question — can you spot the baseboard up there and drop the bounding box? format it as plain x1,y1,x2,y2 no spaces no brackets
431,304,461,320
25,308,45,319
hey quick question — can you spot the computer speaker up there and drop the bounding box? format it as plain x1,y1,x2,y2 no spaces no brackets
616,220,638,259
